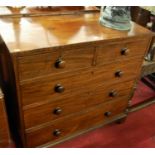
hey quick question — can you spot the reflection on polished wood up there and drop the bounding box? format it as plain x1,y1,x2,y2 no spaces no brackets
0,12,152,53
6,6,26,14
0,12,153,147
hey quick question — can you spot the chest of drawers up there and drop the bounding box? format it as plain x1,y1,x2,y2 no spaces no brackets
0,89,11,147
0,13,153,147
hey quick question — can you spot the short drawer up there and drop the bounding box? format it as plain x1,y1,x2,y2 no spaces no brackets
20,58,142,107
18,47,95,81
23,80,134,129
25,97,128,147
97,38,150,65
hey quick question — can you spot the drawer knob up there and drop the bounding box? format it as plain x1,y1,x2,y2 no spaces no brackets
53,107,62,115
121,48,130,55
55,84,65,93
104,111,112,117
53,129,61,137
115,71,123,77
109,90,118,97
55,59,66,68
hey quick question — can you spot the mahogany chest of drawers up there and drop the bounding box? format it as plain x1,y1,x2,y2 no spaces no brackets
0,88,11,147
0,12,153,147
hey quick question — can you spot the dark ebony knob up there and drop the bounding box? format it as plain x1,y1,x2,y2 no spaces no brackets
115,71,123,77
53,129,61,137
53,107,62,115
55,84,65,93
104,111,112,117
121,48,130,56
109,90,118,97
55,59,66,68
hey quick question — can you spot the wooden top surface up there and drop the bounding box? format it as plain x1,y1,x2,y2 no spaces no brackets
0,12,152,54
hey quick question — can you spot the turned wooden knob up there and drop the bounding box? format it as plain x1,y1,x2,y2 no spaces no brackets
55,84,65,93
109,90,118,97
121,48,130,55
115,71,124,77
53,129,61,136
53,107,62,115
104,111,112,117
55,59,66,68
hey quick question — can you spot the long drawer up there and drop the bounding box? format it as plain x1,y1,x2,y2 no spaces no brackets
17,38,149,81
20,58,142,107
23,80,134,129
25,97,128,147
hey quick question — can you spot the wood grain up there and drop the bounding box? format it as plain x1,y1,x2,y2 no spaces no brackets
20,58,142,107
18,47,95,81
17,38,149,81
25,97,129,147
0,12,152,147
0,13,152,54
0,89,11,147
23,80,134,129
97,38,150,65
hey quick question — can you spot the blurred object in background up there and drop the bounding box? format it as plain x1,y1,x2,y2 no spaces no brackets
0,6,99,16
99,6,131,31
6,6,25,14
33,6,85,11
131,6,155,62
131,6,155,89
130,6,151,27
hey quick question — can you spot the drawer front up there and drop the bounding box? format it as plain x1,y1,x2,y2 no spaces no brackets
23,80,134,129
20,58,142,107
25,97,128,147
97,38,149,65
17,38,149,82
18,47,95,81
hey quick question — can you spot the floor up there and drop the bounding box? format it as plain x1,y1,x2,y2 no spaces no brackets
55,80,155,148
